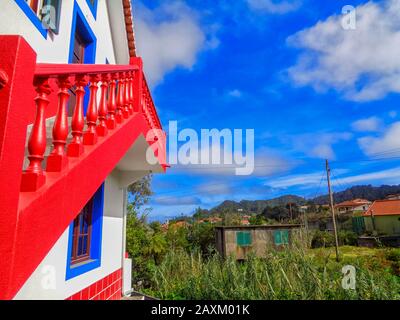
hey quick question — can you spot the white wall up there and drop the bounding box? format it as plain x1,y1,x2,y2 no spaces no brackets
14,172,124,300
0,0,128,64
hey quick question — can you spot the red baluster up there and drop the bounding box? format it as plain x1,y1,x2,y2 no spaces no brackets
129,71,134,114
83,75,100,145
67,75,88,157
47,76,72,172
121,72,129,119
21,77,51,192
115,74,124,124
107,73,118,129
97,74,110,137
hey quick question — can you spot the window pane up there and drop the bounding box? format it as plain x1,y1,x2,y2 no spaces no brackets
82,235,88,255
236,231,252,247
274,230,282,245
78,237,83,256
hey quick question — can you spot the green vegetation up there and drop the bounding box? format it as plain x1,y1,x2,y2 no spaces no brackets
143,247,400,300
126,176,400,300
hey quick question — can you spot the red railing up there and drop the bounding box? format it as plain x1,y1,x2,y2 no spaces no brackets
21,62,163,192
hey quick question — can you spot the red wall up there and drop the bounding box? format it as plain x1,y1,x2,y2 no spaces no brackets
66,269,122,300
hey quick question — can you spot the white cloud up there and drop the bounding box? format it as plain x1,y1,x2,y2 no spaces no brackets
228,89,243,98
153,195,202,206
247,0,301,14
339,167,400,185
389,111,397,119
291,132,352,160
266,171,326,189
134,2,218,86
267,166,400,189
197,183,232,196
287,0,400,101
351,117,382,132
358,122,400,157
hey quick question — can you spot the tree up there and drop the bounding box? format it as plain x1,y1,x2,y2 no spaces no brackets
127,174,153,214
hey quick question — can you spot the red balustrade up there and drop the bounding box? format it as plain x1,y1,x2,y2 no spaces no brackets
97,74,110,137
19,62,162,192
21,78,51,192
67,75,88,157
107,73,118,129
83,75,100,145
115,74,124,124
47,76,72,172
121,72,129,119
128,71,134,115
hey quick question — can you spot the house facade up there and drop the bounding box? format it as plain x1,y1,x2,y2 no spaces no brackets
215,225,301,260
363,200,400,236
0,0,167,300
334,199,371,214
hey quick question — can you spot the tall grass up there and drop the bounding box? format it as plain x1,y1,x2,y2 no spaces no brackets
144,246,400,300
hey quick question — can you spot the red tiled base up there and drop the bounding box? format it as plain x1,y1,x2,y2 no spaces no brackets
66,269,122,300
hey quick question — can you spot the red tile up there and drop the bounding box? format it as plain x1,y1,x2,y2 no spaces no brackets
81,287,89,300
88,284,95,299
97,280,102,293
71,292,82,300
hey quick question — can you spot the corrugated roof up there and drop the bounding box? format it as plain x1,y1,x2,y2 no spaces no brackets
364,199,400,216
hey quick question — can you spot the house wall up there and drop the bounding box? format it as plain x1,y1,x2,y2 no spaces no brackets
217,227,301,260
364,215,400,236
14,172,125,300
0,0,125,64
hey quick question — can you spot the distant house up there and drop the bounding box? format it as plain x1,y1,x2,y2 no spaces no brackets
240,217,250,226
363,200,400,236
386,194,400,200
215,225,301,260
335,199,371,214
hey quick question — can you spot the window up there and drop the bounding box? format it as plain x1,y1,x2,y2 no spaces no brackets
273,230,289,246
70,199,93,265
85,0,98,19
16,0,61,36
236,231,252,247
66,184,104,280
25,0,42,13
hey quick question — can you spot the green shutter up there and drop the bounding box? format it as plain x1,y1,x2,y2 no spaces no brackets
274,230,289,245
236,231,252,247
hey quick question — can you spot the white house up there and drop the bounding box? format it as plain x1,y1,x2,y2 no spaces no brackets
0,0,167,300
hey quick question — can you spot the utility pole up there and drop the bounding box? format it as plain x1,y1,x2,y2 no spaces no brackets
326,159,340,262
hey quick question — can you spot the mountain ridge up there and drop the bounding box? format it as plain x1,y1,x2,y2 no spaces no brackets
210,184,400,215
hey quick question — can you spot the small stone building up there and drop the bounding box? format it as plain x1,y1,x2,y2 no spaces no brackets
215,225,301,260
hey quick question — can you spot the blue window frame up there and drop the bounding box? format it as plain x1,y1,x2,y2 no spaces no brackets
68,2,97,114
66,184,104,280
14,0,48,38
68,2,97,64
85,0,98,19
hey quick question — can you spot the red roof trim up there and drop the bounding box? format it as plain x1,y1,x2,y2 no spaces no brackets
122,0,137,57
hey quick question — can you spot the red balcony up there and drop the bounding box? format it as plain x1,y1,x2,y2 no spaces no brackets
0,36,167,300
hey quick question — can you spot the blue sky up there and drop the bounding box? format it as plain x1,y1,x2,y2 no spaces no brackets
132,0,400,221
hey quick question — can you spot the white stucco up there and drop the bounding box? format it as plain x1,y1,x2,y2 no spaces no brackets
0,0,128,64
